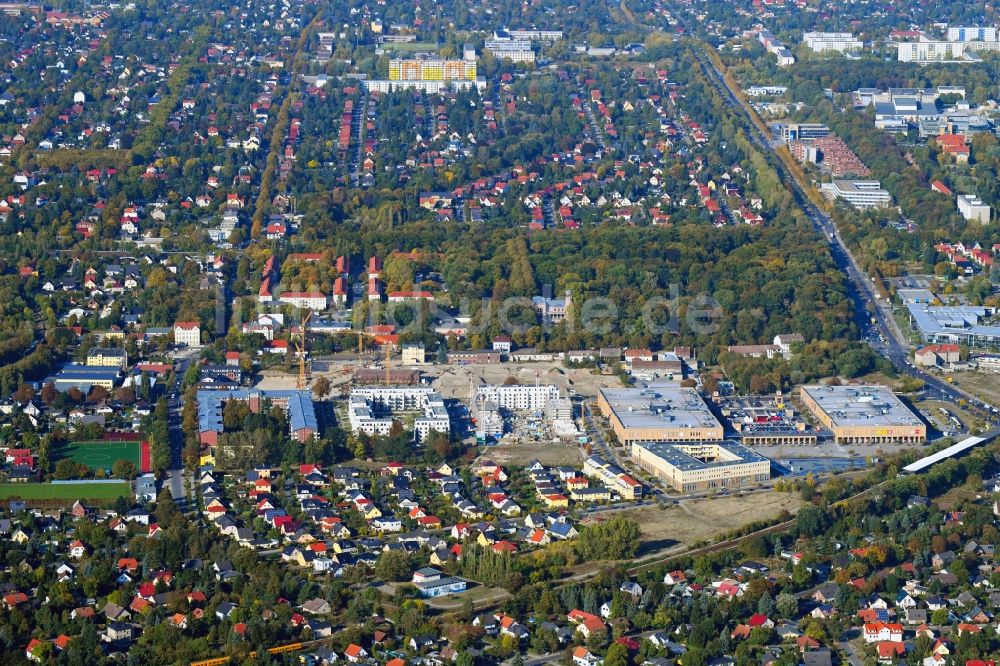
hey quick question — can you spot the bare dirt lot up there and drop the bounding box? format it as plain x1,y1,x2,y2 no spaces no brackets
596,492,805,558
476,439,586,468
950,371,1000,407
426,363,622,401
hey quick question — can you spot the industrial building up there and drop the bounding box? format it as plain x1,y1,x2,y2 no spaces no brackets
348,386,450,442
197,389,318,445
631,441,770,492
597,384,724,444
799,385,925,444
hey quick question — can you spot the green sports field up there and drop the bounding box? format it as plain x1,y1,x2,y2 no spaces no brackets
0,482,130,500
54,440,143,471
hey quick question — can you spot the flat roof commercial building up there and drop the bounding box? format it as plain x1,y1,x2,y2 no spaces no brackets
632,441,770,492
821,180,893,209
597,384,724,444
906,303,1000,347
799,385,925,444
780,123,830,142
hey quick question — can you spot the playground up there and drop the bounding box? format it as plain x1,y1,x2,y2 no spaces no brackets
54,439,150,473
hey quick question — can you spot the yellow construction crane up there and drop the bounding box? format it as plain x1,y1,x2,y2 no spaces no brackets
295,309,313,389
355,330,392,386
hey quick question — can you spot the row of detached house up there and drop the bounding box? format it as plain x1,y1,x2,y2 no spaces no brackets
200,461,582,581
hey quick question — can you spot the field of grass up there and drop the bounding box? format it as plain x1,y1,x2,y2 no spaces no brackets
0,482,131,500
588,492,805,559
55,440,142,470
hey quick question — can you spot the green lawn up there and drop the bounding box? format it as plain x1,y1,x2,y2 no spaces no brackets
0,482,130,500
55,440,142,470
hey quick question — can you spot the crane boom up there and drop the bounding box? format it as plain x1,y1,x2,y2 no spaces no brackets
296,309,312,389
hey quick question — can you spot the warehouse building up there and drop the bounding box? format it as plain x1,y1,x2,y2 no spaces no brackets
597,383,724,444
799,385,925,444
631,441,770,492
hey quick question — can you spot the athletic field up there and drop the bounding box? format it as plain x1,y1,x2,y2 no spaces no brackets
54,440,151,473
0,482,131,500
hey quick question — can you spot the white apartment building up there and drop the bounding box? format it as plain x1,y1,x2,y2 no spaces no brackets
507,29,563,41
475,384,562,412
484,39,536,62
958,194,991,224
348,386,450,442
947,26,998,42
897,37,1000,63
821,180,893,209
362,78,486,93
278,292,328,310
802,32,863,53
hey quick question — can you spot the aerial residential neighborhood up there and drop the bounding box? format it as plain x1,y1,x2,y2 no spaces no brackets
2,0,1000,664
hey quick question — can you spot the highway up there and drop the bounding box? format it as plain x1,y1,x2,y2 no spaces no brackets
690,46,1000,427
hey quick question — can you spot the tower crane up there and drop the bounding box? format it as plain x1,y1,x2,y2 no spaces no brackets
295,309,313,389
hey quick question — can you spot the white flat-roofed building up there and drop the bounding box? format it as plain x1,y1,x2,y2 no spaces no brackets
758,30,795,66
484,39,536,62
780,123,830,141
746,85,788,97
278,292,328,310
799,384,925,444
821,180,892,208
947,26,998,42
349,386,450,442
475,384,562,412
362,78,487,93
896,38,1000,63
803,32,863,53
598,383,724,444
957,194,991,224
506,29,563,42
906,303,1000,347
631,441,770,492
